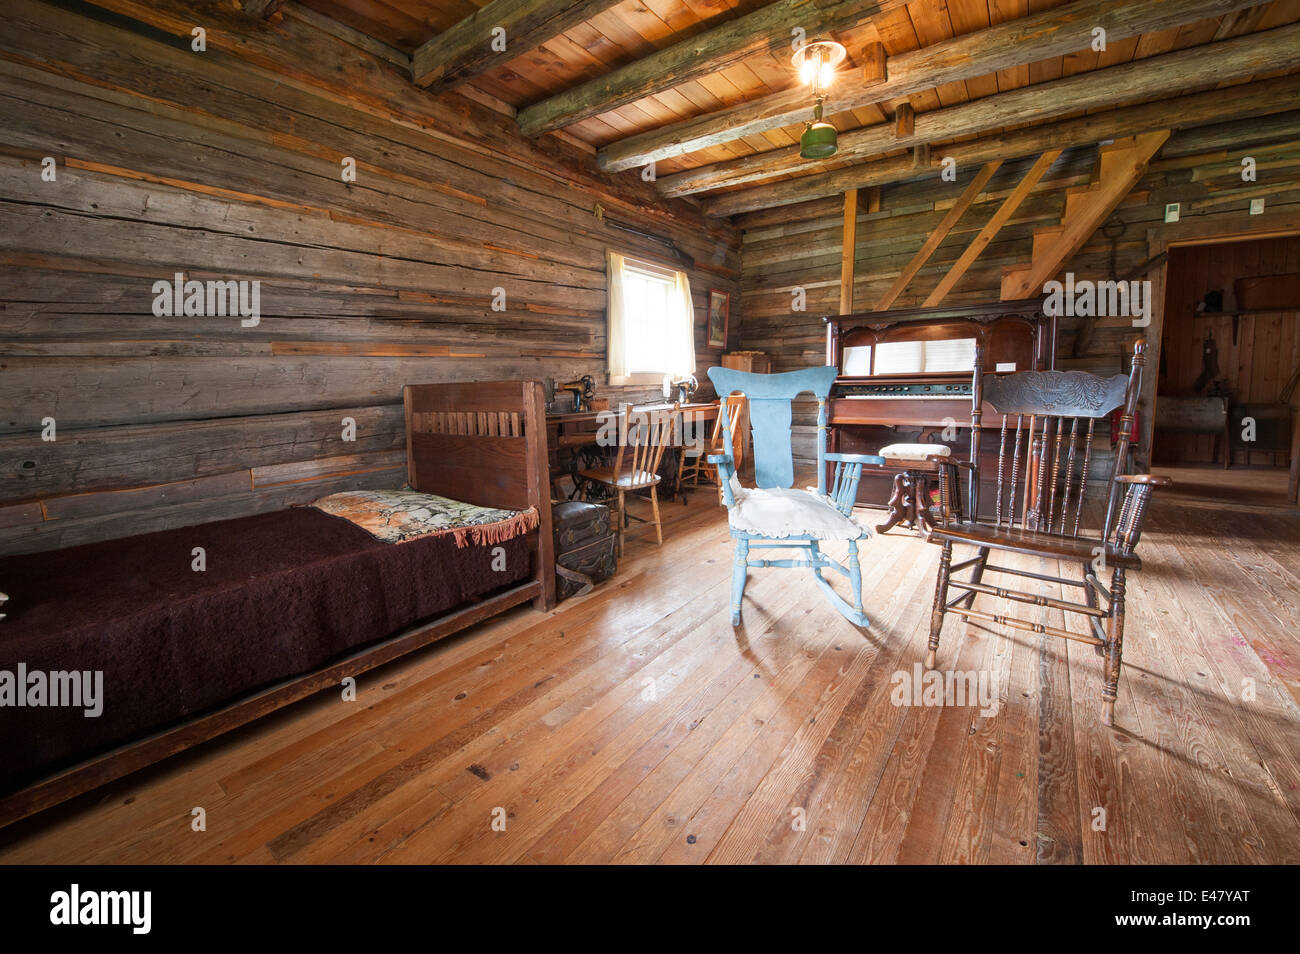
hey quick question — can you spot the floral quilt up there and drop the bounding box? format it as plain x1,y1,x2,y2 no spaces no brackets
311,489,537,547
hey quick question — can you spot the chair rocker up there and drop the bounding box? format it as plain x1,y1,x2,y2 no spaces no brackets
924,339,1171,726
706,366,885,627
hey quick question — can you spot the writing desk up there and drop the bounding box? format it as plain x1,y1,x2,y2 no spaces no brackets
546,402,721,501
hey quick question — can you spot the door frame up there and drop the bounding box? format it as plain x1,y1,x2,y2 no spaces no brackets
1141,209,1300,502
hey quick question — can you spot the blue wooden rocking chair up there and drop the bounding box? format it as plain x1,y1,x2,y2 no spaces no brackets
706,366,885,627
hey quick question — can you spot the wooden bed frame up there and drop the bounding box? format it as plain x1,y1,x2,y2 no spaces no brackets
0,380,555,830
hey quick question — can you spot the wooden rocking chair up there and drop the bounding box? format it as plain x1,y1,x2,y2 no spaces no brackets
706,366,885,627
925,339,1170,725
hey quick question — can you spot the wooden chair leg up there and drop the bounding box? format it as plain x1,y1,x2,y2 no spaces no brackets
963,547,989,608
847,538,864,616
926,539,953,669
650,486,663,544
1102,567,1127,726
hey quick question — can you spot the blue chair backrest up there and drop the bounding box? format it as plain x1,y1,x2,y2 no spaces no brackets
707,366,838,490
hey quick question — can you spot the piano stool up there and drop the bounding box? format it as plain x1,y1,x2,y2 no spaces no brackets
873,443,951,535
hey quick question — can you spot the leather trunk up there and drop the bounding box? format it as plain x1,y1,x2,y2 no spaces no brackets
552,501,616,599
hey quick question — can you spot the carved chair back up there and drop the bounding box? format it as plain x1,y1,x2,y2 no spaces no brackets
966,340,1147,549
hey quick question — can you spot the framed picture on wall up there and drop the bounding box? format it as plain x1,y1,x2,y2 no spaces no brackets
707,289,730,349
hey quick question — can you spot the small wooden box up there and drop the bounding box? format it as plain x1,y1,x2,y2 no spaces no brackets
1234,273,1300,311
722,351,771,374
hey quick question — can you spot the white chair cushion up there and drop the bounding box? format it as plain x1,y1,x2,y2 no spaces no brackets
728,486,868,540
877,442,950,462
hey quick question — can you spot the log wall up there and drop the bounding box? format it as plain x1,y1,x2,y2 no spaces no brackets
0,0,741,555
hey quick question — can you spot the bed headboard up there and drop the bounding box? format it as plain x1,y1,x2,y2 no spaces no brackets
403,379,555,610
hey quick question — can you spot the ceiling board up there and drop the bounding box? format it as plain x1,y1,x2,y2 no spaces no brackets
297,0,1300,199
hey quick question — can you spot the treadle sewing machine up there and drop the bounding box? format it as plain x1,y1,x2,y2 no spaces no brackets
823,299,1056,515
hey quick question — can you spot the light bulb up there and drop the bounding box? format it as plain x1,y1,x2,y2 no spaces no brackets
818,61,834,89
799,57,816,86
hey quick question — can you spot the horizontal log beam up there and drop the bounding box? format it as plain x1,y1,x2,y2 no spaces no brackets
673,21,1300,201
705,75,1300,216
517,0,907,137
239,0,284,18
600,0,1266,173
412,0,624,91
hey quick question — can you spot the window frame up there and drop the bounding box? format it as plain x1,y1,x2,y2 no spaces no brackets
608,251,693,387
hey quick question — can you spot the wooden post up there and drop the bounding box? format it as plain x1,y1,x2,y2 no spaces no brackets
840,188,860,315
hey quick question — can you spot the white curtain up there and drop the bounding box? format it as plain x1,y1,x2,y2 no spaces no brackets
670,269,696,379
606,250,629,379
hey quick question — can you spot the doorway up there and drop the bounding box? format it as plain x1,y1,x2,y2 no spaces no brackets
1151,235,1300,507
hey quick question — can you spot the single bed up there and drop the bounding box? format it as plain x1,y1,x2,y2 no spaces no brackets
0,380,555,828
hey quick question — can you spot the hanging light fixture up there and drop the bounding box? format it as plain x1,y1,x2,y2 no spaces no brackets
792,39,846,160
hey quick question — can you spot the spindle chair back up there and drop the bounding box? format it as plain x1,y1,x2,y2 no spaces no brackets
579,403,681,555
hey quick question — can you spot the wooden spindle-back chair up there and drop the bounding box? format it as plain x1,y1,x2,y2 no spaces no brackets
579,403,681,555
925,339,1171,725
678,394,746,496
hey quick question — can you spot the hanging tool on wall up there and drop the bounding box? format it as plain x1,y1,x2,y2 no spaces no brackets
1190,332,1220,393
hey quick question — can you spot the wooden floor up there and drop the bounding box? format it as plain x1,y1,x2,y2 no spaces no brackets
1153,462,1298,509
3,488,1300,864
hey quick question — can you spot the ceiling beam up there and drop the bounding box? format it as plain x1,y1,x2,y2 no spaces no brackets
665,21,1300,198
598,0,1266,174
517,0,907,138
239,0,285,17
411,0,625,91
702,73,1300,217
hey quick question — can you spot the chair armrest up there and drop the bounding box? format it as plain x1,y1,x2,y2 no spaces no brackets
1114,474,1173,488
1111,473,1170,554
822,453,884,515
708,454,737,507
825,452,887,466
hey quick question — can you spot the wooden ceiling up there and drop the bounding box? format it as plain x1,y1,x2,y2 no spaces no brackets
289,0,1300,212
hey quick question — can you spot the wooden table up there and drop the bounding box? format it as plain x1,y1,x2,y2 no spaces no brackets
546,402,721,501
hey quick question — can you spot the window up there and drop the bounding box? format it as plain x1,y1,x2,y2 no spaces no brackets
606,252,695,384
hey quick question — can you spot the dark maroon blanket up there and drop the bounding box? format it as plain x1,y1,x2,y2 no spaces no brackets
0,507,530,792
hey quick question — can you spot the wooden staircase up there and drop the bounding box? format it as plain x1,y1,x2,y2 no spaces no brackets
1000,129,1170,300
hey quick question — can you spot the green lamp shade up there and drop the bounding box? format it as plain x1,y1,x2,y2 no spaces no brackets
800,121,838,159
